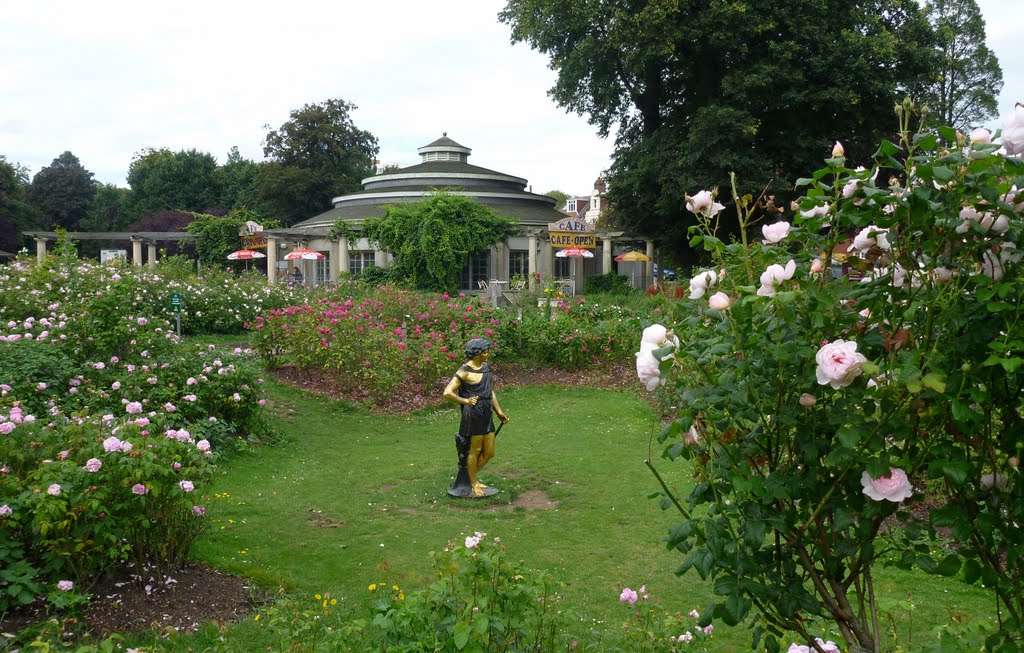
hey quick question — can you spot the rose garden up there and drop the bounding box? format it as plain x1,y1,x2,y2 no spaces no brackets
2,107,1024,651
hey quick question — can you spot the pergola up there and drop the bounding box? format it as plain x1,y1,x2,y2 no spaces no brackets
24,231,191,267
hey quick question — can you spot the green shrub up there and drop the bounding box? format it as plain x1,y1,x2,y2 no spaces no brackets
585,271,634,294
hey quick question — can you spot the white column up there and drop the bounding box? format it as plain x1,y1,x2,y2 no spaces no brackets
147,243,157,269
329,240,341,282
131,238,143,267
375,248,388,268
338,236,349,278
645,240,656,287
35,237,47,264
267,237,278,284
543,239,554,278
527,232,538,289
602,237,612,274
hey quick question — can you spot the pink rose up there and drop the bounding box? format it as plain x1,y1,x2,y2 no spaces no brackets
761,221,791,244
810,258,824,274
815,340,868,389
756,260,797,298
131,483,148,495
832,141,844,157
852,225,890,252
85,458,102,473
179,480,195,492
969,127,991,144
0,504,12,516
685,190,725,218
47,484,61,496
861,467,912,502
708,292,731,311
193,505,206,516
1001,104,1024,156
126,401,143,414
799,393,817,407
57,580,74,591
619,587,638,605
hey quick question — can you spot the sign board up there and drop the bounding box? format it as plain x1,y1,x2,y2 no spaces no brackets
170,293,182,313
100,249,128,264
240,234,268,249
547,218,594,233
549,232,596,248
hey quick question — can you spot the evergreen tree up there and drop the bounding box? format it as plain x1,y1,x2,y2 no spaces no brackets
920,0,1002,130
26,151,96,230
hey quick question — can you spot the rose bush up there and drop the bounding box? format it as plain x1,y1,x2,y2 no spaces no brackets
644,102,1024,652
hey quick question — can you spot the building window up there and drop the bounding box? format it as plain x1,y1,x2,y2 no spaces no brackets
566,199,576,214
349,251,376,275
509,250,529,278
315,257,330,285
460,250,490,290
554,257,571,278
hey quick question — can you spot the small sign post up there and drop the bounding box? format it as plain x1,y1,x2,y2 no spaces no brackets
170,293,182,338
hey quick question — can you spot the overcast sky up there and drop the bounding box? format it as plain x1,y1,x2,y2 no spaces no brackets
2,0,1021,199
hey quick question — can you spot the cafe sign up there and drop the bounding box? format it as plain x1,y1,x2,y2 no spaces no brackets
548,218,596,249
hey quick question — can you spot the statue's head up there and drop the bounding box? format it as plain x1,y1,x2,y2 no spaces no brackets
465,338,492,359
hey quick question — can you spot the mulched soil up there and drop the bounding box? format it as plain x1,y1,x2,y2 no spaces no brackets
0,561,254,638
1,362,643,641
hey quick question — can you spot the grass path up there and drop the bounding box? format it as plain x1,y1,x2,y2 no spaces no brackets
184,379,996,650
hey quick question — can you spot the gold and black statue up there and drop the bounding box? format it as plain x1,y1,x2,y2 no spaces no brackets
443,338,509,497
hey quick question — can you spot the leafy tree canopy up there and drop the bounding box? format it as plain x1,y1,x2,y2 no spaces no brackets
259,98,379,226
0,156,41,253
214,146,264,214
26,151,96,231
500,0,938,263
544,189,570,210
126,148,221,219
185,208,280,266
361,192,517,292
919,0,1002,130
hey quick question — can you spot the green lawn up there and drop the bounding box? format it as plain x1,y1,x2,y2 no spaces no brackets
142,379,995,651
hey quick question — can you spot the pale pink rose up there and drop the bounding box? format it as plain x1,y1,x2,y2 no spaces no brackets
815,639,841,653
136,317,148,326
708,292,731,311
0,504,12,516
852,225,890,252
1001,104,1024,156
969,127,991,144
761,221,791,244
688,269,718,299
686,190,725,218
636,350,664,391
810,258,824,274
196,439,211,453
799,393,817,407
57,580,73,591
102,436,122,452
131,483,148,495
756,260,797,298
193,505,206,516
465,535,480,548
703,625,714,634
85,458,102,473
179,480,195,492
163,402,176,412
126,401,143,414
861,467,912,502
619,587,638,605
639,324,679,351
0,422,16,435
232,392,242,402
799,203,830,219
119,441,132,453
980,473,1008,490
832,141,845,157
688,609,700,619
47,484,61,496
931,267,953,283
678,632,694,643
787,645,811,653
815,339,868,389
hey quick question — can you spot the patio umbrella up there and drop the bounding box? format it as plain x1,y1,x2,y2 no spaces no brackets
284,249,325,260
614,250,651,262
226,249,266,260
555,248,594,258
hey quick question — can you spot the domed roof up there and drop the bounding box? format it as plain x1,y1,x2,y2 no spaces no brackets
291,135,563,231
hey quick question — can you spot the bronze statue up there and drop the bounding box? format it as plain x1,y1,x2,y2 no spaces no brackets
443,338,509,497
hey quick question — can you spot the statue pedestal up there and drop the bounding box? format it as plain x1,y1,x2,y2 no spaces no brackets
447,486,499,499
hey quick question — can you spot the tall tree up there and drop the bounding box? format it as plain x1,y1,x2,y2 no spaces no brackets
544,190,570,211
257,98,379,226
500,0,937,261
214,146,264,212
26,151,96,230
80,183,134,232
919,0,1002,130
362,192,517,291
0,156,41,253
126,148,222,219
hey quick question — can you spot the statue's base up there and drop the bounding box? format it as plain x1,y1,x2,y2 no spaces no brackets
447,486,499,499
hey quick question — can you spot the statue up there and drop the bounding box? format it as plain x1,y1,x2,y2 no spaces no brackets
443,338,509,497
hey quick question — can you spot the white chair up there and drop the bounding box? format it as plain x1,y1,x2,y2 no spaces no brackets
477,279,489,291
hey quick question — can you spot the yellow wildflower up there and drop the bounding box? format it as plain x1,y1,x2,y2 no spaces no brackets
368,584,377,591
315,593,322,600
330,598,337,606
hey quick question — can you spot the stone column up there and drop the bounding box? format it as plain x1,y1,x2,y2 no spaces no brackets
645,240,656,288
147,243,157,269
131,238,143,266
267,236,278,284
35,237,47,264
329,240,341,283
543,239,554,278
602,237,612,274
527,232,538,289
338,236,349,279
375,248,388,268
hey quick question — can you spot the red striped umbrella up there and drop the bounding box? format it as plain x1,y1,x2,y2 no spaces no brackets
227,249,266,260
284,249,325,260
